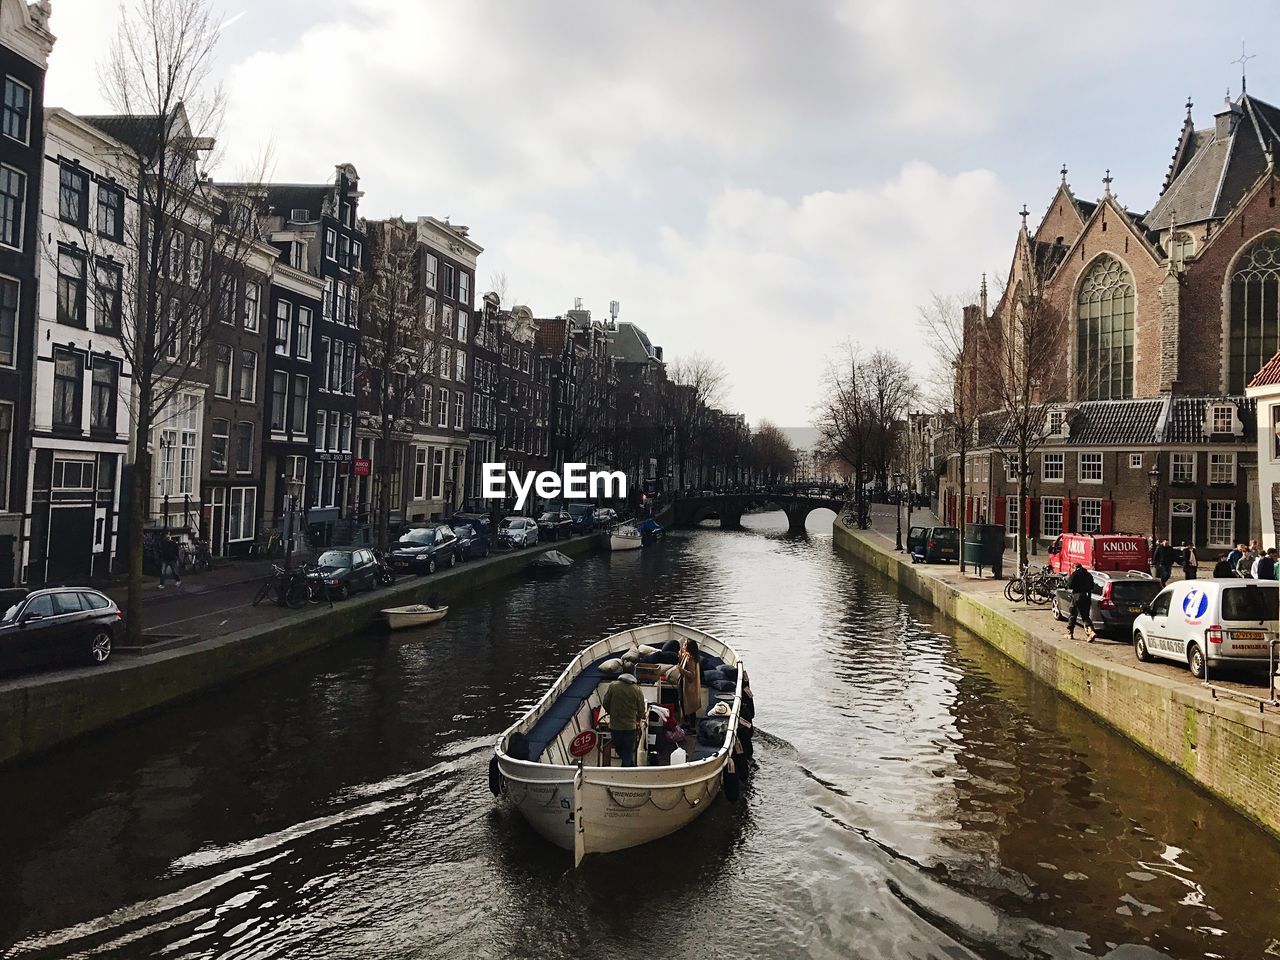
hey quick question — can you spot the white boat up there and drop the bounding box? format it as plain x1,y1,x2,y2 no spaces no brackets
492,621,749,864
609,524,643,551
381,603,448,630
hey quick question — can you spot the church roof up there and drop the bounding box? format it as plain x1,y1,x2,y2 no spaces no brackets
1146,94,1280,229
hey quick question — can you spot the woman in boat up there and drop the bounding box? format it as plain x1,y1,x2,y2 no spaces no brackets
677,636,702,731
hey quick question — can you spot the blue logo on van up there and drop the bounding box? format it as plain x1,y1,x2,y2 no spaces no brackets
1182,589,1209,621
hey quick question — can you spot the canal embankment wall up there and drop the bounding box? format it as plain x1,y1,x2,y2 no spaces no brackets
0,535,604,768
833,520,1280,839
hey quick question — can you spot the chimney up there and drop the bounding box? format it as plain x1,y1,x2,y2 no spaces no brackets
1216,97,1243,139
655,346,663,361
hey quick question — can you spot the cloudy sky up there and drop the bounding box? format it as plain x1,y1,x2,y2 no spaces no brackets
39,0,1280,425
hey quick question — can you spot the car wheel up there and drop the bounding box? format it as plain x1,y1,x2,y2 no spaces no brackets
1135,631,1153,662
1188,642,1207,679
448,552,456,568
1051,596,1064,621
427,556,437,574
90,629,112,664
337,583,350,601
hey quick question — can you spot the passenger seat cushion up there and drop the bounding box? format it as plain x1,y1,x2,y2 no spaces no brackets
709,679,736,693
642,650,680,665
599,658,624,675
637,644,660,656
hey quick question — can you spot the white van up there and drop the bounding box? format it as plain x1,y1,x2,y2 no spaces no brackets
1132,579,1279,679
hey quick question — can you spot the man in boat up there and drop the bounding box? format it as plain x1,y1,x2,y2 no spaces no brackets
602,673,646,767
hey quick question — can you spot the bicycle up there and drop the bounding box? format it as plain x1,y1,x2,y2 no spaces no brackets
248,529,283,559
251,563,312,609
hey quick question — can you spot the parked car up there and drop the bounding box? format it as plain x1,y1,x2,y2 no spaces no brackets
594,507,618,526
452,521,491,560
498,516,540,549
308,548,380,599
1052,569,1162,637
1048,533,1150,575
907,526,960,564
0,587,121,674
566,503,596,534
537,510,574,541
389,524,459,574
1132,578,1279,679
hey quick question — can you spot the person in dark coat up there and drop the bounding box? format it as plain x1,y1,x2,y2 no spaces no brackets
1066,562,1095,642
158,532,182,589
1182,543,1198,580
1212,554,1237,578
1152,539,1175,586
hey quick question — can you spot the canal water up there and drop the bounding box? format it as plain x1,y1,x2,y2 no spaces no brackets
2,512,1279,959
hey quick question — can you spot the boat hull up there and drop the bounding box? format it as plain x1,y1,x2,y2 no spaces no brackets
609,533,643,551
382,606,448,630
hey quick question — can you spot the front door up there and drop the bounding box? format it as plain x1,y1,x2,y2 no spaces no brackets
210,487,226,556
1170,500,1195,551
47,507,94,584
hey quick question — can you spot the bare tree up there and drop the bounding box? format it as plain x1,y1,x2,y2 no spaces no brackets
863,349,916,487
814,342,874,512
662,354,726,488
749,420,794,482
358,219,437,550
984,252,1068,570
93,0,266,645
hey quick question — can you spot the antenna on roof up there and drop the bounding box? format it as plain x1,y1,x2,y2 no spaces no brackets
1231,39,1256,95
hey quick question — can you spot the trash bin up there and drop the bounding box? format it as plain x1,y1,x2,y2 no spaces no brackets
963,523,1005,578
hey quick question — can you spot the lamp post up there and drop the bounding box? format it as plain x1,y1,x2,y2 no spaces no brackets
1147,464,1161,569
893,469,905,551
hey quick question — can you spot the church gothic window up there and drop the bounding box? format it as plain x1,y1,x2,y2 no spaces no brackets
1076,255,1134,400
1229,234,1280,393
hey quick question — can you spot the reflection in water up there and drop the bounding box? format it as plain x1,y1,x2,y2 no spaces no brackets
1,511,1278,959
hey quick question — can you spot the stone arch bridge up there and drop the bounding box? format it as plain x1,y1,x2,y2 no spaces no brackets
671,492,847,535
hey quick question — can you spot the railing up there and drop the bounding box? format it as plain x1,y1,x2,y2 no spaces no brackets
1202,638,1280,712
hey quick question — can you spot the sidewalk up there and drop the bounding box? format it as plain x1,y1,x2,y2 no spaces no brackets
101,557,275,614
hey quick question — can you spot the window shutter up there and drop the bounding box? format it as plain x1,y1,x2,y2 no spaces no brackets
965,497,974,523
994,496,1006,526
1236,500,1251,545
1101,499,1114,533
1196,500,1209,549
1062,497,1073,534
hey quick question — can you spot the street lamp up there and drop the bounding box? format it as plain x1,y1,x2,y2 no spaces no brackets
1147,464,1161,565
893,469,905,551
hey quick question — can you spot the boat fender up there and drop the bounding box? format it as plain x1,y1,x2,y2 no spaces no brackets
488,756,503,797
722,758,741,803
740,697,755,721
737,725,754,762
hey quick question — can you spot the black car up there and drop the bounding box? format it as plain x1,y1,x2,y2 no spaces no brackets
453,521,491,560
1052,569,1162,638
537,510,574,541
309,548,380,599
0,587,121,674
567,503,596,534
389,524,459,574
908,526,960,563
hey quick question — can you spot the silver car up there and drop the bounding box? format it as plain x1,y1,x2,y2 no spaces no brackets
498,516,539,549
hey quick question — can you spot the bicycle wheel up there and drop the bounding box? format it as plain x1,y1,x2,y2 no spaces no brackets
1029,582,1052,605
252,579,273,607
1004,578,1024,602
285,578,309,609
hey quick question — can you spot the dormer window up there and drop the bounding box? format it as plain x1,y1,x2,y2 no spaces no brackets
1047,408,1065,436
1172,231,1194,270
290,208,309,223
1210,403,1234,435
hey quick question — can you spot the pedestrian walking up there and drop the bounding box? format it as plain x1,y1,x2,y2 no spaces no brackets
1065,562,1096,642
1181,543,1198,580
1227,542,1245,572
157,532,183,589
1153,538,1174,586
1256,548,1278,581
1240,540,1262,578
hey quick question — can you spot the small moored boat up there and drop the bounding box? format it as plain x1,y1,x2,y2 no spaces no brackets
528,549,574,575
491,621,753,865
381,603,448,630
609,524,643,551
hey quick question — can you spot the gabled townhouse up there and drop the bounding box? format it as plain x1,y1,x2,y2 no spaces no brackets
463,291,500,510
27,108,133,583
0,0,54,586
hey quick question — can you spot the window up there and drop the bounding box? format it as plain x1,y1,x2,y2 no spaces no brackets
235,427,252,476
53,349,82,429
521,350,530,374
1076,255,1134,400
244,281,260,330
187,237,204,284
94,262,122,333
325,227,336,260
438,388,449,428
1078,452,1102,483
327,339,341,392
1042,452,1064,482
2,77,32,143
342,341,354,394
454,392,464,430
349,286,359,324
424,297,436,331
1209,452,1236,485
1129,453,1143,469
213,343,233,398
1229,234,1280,392
291,375,309,435
275,300,291,355
239,350,257,403
228,487,256,541
326,410,339,451
441,262,455,299
0,402,11,508
422,384,432,423
57,250,86,327
297,306,312,359
217,275,234,324
1273,405,1280,461
431,448,445,499
1004,457,1020,484
1172,231,1194,269
166,231,184,280
414,447,429,499
271,371,288,433
96,185,123,241
1210,404,1234,435
1171,452,1195,484
424,253,438,290
0,277,13,366
1077,497,1102,533
1208,501,1236,547
336,280,348,324
0,165,24,249
458,272,469,305
52,458,93,490
456,309,468,342
340,414,352,453
314,410,327,451
1047,409,1065,435
441,345,452,379
338,234,350,269
210,418,229,472
456,351,466,382
1041,497,1063,538
90,358,117,431
58,166,88,226
1005,495,1020,535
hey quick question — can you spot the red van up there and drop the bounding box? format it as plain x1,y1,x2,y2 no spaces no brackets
1048,533,1149,574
